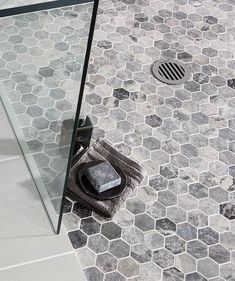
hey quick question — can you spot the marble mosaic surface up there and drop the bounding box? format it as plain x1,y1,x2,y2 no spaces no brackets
0,0,57,10
65,0,235,280
0,0,235,280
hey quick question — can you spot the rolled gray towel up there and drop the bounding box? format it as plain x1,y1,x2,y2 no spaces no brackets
68,138,145,217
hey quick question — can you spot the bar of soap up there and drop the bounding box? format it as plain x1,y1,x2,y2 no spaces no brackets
84,161,121,193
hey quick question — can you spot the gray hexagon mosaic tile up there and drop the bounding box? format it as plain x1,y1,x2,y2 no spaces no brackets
1,0,235,280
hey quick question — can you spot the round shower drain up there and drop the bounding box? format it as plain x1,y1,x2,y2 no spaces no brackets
152,59,191,85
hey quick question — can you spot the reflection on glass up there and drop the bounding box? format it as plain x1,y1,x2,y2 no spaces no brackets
0,1,94,232
0,0,57,10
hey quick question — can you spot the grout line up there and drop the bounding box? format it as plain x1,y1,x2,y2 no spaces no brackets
0,251,75,272
73,249,88,281
0,155,21,163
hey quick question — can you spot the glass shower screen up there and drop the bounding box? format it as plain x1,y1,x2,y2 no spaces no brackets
0,0,97,233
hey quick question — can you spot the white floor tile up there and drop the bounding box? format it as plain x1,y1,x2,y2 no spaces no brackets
0,157,39,209
0,102,21,161
0,253,86,281
0,156,73,269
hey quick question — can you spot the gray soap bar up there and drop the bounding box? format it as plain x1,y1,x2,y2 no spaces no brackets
84,161,121,193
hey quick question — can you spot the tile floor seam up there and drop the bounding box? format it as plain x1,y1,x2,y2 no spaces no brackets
0,155,21,163
0,250,75,272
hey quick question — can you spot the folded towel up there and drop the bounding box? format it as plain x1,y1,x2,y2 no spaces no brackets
68,138,145,217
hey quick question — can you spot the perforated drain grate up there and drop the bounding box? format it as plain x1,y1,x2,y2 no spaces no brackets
152,60,191,85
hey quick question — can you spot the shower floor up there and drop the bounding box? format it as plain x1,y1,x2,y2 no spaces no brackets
67,0,235,280
0,0,235,280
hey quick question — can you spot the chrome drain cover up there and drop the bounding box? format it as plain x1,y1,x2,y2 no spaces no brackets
152,59,191,85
